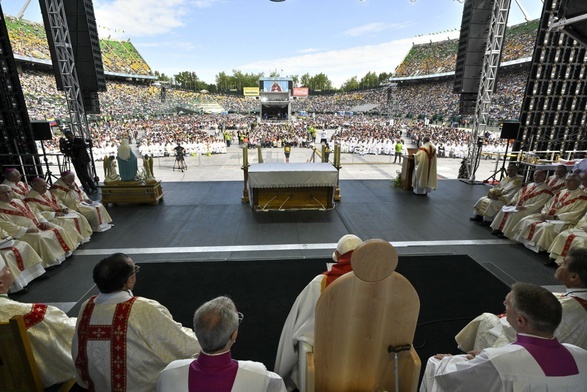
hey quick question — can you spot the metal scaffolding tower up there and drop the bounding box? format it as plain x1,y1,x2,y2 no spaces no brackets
41,0,91,141
465,0,512,181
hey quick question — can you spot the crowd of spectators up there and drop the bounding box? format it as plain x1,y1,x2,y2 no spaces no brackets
6,15,151,76
18,68,521,161
395,20,538,78
8,12,540,162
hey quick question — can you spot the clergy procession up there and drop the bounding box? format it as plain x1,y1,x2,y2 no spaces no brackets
471,164,587,267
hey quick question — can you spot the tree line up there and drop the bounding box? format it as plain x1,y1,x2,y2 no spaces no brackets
153,69,394,94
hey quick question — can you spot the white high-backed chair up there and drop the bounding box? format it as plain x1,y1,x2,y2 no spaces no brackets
304,239,421,392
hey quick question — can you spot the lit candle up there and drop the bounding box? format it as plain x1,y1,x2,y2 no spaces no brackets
243,147,248,166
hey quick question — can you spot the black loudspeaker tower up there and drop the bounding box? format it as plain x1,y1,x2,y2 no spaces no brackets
499,121,521,140
0,5,41,176
454,0,494,114
40,0,106,96
82,90,100,114
31,121,53,141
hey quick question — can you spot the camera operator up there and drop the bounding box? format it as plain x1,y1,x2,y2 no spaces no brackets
174,143,186,171
60,131,97,194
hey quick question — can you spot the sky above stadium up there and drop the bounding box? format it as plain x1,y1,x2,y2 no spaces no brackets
3,0,545,88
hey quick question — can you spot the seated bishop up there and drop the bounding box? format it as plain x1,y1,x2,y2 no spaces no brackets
51,170,113,233
471,163,523,224
0,226,45,292
546,164,569,192
512,173,587,252
0,184,77,268
26,177,92,244
2,168,31,200
490,170,553,239
548,210,587,266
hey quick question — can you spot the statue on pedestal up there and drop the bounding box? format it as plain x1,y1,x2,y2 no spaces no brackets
103,156,121,184
142,154,157,184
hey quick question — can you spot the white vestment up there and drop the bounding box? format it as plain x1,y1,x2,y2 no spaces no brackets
26,189,92,243
274,274,326,389
490,182,552,238
51,178,112,232
455,290,587,351
72,290,201,392
157,358,287,392
0,295,76,388
0,199,77,267
512,188,587,252
546,174,566,192
420,338,587,392
0,228,45,292
548,212,587,264
473,175,523,220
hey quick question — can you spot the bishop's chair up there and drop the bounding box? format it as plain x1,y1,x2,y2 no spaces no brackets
304,239,421,392
0,315,75,392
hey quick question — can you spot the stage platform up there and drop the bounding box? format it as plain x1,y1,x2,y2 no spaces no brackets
11,177,562,390
15,178,559,307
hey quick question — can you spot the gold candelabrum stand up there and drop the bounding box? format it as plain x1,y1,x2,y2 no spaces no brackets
334,144,342,201
241,146,250,203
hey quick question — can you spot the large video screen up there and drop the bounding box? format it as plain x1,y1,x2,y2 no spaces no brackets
259,77,293,93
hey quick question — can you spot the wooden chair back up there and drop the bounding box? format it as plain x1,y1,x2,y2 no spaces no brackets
309,239,421,392
0,315,44,391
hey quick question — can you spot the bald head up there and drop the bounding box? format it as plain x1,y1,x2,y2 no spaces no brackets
4,169,21,182
31,178,48,193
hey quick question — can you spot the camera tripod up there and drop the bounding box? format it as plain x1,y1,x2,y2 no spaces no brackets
483,141,511,184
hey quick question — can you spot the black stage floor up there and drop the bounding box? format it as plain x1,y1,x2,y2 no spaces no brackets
11,178,562,382
14,178,559,311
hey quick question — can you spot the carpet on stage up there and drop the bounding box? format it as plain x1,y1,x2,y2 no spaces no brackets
136,254,510,375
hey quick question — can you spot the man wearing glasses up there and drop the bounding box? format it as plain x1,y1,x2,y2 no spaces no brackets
158,296,286,392
72,253,201,391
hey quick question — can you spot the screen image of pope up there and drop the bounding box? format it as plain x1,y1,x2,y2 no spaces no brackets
271,81,282,92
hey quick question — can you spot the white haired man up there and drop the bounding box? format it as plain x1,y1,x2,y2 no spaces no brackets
274,234,363,390
2,168,31,199
158,296,286,392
